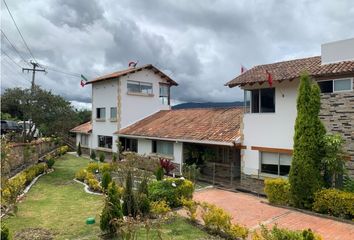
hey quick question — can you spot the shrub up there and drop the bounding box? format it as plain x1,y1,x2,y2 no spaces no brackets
100,181,123,234
59,145,69,155
154,166,164,181
99,152,105,162
87,178,102,192
87,162,100,173
100,163,113,173
159,158,175,175
253,225,322,240
181,198,198,222
1,224,10,240
183,164,200,185
75,168,87,181
148,178,194,208
122,171,138,217
200,202,231,233
264,178,290,205
150,200,171,216
46,158,55,169
289,73,326,209
137,193,150,217
226,224,249,240
112,153,117,163
90,150,96,160
77,142,82,156
343,176,354,193
312,189,354,219
101,171,112,190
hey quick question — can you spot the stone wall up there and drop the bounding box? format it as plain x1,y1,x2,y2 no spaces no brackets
319,90,354,177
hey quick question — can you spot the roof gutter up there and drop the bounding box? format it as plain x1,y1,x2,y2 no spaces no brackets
117,134,235,146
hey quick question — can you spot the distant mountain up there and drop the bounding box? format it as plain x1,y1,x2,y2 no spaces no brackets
172,101,244,109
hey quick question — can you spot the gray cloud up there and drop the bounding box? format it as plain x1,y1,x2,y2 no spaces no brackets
1,0,354,105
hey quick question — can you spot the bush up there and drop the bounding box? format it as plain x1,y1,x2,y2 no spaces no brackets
87,178,102,192
252,225,322,240
312,188,354,219
150,200,171,216
122,171,138,217
1,224,10,240
99,152,105,162
58,145,69,155
90,150,96,160
148,178,194,208
137,193,150,217
77,142,82,156
159,158,175,175
87,162,100,173
100,163,113,173
100,181,123,234
154,166,164,181
75,168,87,181
181,198,198,222
101,172,112,190
46,158,55,169
343,176,354,193
264,178,290,205
112,153,117,163
183,164,200,185
226,224,249,240
200,202,231,233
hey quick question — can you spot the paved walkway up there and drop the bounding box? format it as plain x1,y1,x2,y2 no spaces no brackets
193,188,354,240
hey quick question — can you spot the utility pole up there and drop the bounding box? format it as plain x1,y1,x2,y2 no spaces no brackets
22,61,46,140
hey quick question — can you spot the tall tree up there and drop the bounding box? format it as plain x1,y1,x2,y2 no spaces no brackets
289,73,326,208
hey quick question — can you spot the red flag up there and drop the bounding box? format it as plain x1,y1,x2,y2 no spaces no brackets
80,80,86,87
266,70,273,86
241,65,247,74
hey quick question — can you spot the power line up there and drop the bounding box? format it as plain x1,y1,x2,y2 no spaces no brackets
0,29,29,64
1,48,24,68
39,64,81,78
2,57,32,84
2,0,38,63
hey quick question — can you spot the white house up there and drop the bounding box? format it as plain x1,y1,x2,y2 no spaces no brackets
71,64,178,154
225,38,354,187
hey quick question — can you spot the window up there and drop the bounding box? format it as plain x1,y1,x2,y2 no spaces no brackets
110,107,117,120
98,135,112,149
120,137,137,152
80,134,89,146
152,140,174,156
96,108,106,120
318,78,353,93
249,88,275,113
159,84,169,105
127,80,153,94
260,152,292,176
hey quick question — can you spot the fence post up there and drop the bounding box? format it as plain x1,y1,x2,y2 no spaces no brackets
212,162,215,186
230,162,233,186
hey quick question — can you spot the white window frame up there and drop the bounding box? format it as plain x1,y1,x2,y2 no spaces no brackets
318,78,353,93
127,80,153,95
80,134,89,147
245,88,276,114
259,151,292,177
110,107,117,121
96,107,106,120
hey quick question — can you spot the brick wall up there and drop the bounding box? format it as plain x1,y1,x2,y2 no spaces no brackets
319,91,354,177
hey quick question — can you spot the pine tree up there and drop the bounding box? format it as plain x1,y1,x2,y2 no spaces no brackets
100,181,123,234
122,171,138,217
77,142,82,156
90,150,96,160
101,171,112,191
289,73,326,208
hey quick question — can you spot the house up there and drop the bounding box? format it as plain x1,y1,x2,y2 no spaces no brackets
70,64,178,155
225,38,354,187
116,107,244,176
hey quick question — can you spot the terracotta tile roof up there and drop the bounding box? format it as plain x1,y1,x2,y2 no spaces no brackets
226,56,354,87
70,121,92,134
86,64,178,86
117,108,243,144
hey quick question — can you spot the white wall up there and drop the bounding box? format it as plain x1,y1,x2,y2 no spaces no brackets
138,139,152,155
173,142,183,173
91,79,119,152
120,69,171,128
241,80,299,175
321,38,354,64
75,133,93,149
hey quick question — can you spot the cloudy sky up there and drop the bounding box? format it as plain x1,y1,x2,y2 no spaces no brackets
1,0,354,108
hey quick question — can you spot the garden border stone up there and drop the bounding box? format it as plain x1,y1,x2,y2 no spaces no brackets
73,179,103,196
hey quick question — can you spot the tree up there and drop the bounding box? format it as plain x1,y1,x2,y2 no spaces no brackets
289,73,326,208
77,142,82,156
101,171,112,191
122,171,138,218
100,181,123,234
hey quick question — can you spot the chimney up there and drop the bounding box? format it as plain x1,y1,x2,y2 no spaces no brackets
321,38,354,65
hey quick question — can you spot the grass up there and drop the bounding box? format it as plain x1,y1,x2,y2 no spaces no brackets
3,154,214,239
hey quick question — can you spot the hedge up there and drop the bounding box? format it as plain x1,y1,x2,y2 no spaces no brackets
312,189,354,219
148,178,194,208
264,178,290,205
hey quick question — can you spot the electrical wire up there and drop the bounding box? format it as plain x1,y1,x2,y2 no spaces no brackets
1,57,32,85
39,64,81,78
1,48,24,68
2,0,38,63
1,29,29,65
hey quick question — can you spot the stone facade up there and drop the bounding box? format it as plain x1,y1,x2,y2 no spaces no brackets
320,89,354,177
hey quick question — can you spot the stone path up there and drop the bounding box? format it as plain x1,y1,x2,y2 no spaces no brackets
193,188,354,240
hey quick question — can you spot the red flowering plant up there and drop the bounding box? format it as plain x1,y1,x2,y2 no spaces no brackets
159,158,175,175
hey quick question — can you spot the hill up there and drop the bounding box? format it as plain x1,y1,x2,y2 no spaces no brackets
172,101,243,109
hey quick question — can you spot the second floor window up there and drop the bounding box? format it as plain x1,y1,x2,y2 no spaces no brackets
127,80,153,94
245,88,275,113
110,107,117,120
159,84,169,105
96,108,106,119
318,78,353,93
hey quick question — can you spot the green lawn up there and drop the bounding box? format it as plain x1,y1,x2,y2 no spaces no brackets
3,154,214,240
